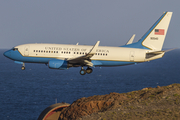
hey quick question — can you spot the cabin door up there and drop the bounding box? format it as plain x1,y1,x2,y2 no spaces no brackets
24,46,29,56
130,51,135,61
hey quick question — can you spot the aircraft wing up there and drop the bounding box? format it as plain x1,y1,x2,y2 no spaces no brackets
67,41,100,67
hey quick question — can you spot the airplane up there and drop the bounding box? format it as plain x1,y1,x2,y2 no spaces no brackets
4,12,173,75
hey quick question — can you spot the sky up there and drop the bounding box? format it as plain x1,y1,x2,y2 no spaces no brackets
0,0,180,49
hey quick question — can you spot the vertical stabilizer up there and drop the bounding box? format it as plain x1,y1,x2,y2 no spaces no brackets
122,12,172,51
141,12,172,51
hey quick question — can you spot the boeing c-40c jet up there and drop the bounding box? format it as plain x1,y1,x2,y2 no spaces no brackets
4,12,173,75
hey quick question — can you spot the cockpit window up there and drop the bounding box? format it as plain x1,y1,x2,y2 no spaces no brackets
12,48,18,51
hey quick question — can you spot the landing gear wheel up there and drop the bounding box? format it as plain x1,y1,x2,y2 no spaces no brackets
80,69,86,75
86,68,93,74
21,66,25,70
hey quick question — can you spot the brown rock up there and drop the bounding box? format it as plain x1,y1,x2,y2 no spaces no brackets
58,93,127,120
58,84,180,120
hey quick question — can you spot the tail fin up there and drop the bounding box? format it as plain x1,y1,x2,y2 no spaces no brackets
142,12,172,51
123,12,173,51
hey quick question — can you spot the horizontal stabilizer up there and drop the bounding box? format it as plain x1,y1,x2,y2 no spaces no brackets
146,48,176,61
163,48,177,52
146,51,164,59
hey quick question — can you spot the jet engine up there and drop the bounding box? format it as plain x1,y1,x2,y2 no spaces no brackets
48,59,68,70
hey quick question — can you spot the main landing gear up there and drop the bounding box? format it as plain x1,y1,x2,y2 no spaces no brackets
21,63,25,70
80,67,93,75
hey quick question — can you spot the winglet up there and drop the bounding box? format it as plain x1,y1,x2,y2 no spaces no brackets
126,34,135,45
67,41,100,65
88,41,100,54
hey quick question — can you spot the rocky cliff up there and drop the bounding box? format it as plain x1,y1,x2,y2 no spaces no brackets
58,83,180,120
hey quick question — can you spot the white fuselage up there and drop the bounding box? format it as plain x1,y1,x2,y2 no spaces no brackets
16,43,148,64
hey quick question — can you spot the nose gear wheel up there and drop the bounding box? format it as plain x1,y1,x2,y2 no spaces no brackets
21,63,25,70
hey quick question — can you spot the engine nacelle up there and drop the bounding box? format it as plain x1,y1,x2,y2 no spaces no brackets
48,59,68,70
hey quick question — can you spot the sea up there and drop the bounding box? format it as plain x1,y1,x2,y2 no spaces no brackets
0,49,180,120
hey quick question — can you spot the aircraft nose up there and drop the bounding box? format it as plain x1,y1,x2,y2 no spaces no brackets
3,50,11,58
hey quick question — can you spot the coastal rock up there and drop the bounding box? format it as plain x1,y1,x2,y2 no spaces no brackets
59,93,127,120
58,83,180,120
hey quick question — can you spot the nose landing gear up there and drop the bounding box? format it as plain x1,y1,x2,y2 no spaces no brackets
79,67,93,75
21,63,25,70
